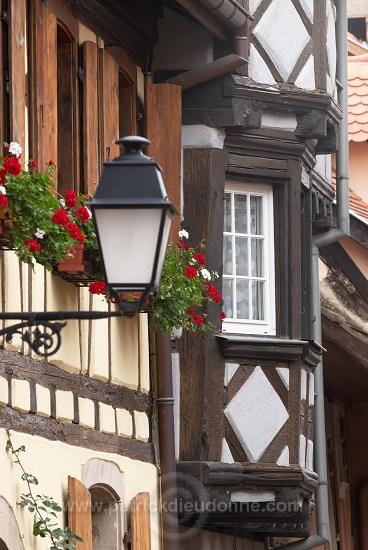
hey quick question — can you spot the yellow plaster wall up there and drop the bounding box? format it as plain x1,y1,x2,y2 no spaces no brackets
0,429,161,550
1,251,151,393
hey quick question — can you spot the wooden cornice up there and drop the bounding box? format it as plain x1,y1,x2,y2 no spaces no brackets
172,0,227,41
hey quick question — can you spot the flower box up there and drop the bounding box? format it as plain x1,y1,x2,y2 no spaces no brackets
53,244,96,286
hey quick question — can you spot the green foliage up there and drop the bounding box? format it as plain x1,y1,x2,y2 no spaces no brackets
6,430,82,550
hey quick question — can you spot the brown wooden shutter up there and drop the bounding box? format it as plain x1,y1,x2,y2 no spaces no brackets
30,0,57,173
145,84,182,241
131,492,151,550
9,0,26,145
99,49,120,161
83,41,100,194
68,476,92,550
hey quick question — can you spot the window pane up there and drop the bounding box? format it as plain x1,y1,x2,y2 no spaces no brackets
223,236,233,275
250,195,263,235
236,279,249,319
224,193,232,233
251,238,263,277
252,280,265,320
235,237,248,276
234,194,248,234
222,278,233,318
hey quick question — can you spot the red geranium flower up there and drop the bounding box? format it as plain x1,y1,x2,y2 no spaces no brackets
89,281,106,295
52,209,70,226
24,239,41,253
75,206,90,224
178,239,184,249
206,282,221,303
193,253,206,265
220,311,226,320
65,189,77,208
189,309,195,319
48,160,55,166
67,222,85,244
3,156,22,176
28,160,37,168
194,315,204,326
0,195,8,210
184,266,198,278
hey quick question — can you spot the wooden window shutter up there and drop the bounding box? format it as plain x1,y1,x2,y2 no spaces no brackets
9,0,26,145
83,41,100,194
30,0,57,174
131,492,151,550
99,49,120,162
145,84,182,241
68,476,92,550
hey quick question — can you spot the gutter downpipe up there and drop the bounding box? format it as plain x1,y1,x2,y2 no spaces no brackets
278,0,349,548
167,0,253,89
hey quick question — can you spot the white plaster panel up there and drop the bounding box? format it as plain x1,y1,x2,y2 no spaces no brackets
0,376,8,406
110,316,139,389
221,438,234,464
249,0,263,14
301,369,307,401
253,0,310,81
12,379,30,413
276,446,290,466
182,125,225,150
309,373,315,406
116,408,133,438
139,314,150,393
295,55,315,90
36,385,51,418
300,0,314,21
225,362,239,387
299,434,307,467
276,367,290,390
78,397,95,429
306,439,314,471
249,44,276,85
231,490,276,503
0,496,25,550
55,389,74,423
261,112,297,131
99,403,116,435
134,411,150,442
225,366,289,462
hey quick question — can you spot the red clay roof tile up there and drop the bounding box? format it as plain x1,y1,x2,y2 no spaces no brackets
348,60,368,142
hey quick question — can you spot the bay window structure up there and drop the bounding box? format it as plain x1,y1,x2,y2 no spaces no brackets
222,183,276,335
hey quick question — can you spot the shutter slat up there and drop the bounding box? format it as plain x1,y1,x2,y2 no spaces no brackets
145,84,182,241
9,0,26,145
31,0,57,174
68,476,92,550
83,41,100,194
131,492,151,550
99,49,120,161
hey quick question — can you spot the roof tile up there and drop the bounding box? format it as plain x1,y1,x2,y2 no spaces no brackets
348,60,368,141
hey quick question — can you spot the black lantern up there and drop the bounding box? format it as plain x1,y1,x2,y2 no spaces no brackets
88,136,175,316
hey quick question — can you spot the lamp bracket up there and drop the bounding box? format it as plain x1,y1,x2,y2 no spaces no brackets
0,310,124,357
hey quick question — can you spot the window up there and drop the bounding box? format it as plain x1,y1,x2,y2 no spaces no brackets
222,183,276,335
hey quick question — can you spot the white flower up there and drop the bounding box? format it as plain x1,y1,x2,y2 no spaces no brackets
60,199,66,208
8,141,22,158
0,185,6,195
35,228,45,239
200,268,211,281
178,229,189,239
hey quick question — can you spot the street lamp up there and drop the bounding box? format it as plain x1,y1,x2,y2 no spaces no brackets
0,136,175,355
89,136,175,316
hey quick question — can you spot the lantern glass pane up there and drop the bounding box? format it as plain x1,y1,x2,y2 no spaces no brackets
154,210,173,290
94,208,162,287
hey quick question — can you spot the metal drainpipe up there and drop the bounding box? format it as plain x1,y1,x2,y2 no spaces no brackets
277,0,349,548
155,330,180,550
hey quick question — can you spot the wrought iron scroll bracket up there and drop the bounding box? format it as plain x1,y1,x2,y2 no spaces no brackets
0,320,66,357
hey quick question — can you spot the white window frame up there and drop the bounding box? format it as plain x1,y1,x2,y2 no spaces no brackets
222,182,276,336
